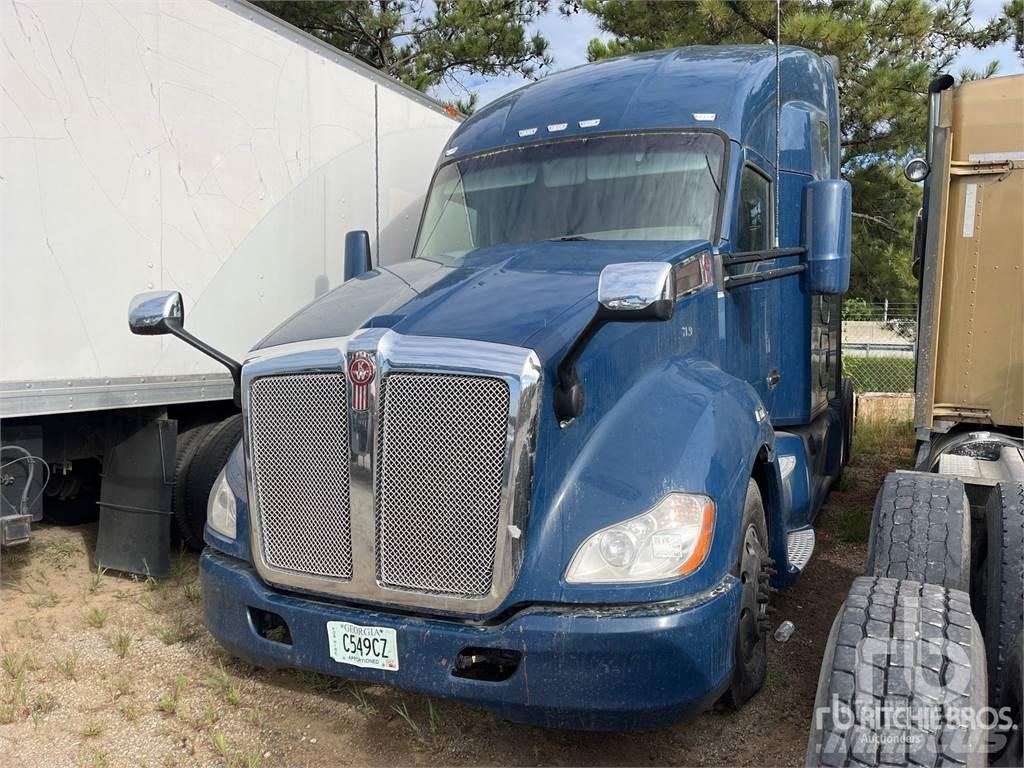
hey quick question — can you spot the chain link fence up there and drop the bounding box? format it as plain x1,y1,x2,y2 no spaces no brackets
842,300,917,393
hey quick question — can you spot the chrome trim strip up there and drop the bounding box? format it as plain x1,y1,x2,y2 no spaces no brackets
240,329,542,615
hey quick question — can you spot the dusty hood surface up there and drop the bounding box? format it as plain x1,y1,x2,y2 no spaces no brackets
256,240,702,356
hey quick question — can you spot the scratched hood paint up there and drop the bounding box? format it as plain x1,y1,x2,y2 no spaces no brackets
255,240,700,356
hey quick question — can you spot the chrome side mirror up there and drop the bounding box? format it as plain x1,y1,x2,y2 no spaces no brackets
597,262,676,321
904,157,930,183
555,262,677,424
128,290,242,401
128,290,184,335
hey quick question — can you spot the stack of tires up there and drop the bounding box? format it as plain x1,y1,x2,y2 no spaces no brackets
807,473,1024,767
171,414,244,550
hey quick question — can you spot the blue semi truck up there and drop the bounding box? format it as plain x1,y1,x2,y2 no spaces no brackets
129,45,853,730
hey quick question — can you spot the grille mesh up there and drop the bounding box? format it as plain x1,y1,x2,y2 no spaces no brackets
249,373,353,578
376,374,510,596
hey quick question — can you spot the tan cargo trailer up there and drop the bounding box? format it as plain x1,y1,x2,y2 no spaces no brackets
911,73,1024,482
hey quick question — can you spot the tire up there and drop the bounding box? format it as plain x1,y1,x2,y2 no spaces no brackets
171,422,217,548
723,478,772,708
806,576,987,768
865,471,970,591
180,414,243,551
984,482,1024,715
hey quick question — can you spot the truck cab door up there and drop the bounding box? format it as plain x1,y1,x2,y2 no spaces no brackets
725,161,780,412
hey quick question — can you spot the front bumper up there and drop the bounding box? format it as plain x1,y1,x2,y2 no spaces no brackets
201,550,741,731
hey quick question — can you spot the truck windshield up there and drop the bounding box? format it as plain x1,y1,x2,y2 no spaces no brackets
414,132,724,263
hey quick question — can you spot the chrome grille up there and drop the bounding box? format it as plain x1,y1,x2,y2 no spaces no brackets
248,373,352,579
376,373,510,596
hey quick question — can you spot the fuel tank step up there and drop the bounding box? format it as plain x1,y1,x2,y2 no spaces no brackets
786,528,816,572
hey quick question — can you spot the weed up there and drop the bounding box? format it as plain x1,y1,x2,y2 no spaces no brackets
205,663,242,706
57,651,79,680
392,700,423,740
138,593,157,612
35,690,53,713
28,590,58,609
246,707,264,727
182,582,201,604
299,671,344,693
157,613,198,645
118,699,137,721
198,706,218,729
84,750,111,768
110,630,132,658
88,566,108,595
211,729,229,758
82,720,105,737
157,674,186,715
0,669,27,723
347,683,377,715
84,606,109,629
2,651,20,678
169,551,194,584
40,538,79,571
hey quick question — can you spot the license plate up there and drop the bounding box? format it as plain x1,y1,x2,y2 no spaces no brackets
326,621,399,671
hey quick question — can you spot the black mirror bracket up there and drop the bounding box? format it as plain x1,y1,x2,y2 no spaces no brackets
553,312,605,425
166,320,243,405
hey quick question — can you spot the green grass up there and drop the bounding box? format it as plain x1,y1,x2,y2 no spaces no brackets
851,418,915,459
826,418,915,544
843,356,915,393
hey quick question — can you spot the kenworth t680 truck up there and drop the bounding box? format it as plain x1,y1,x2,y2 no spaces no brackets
128,46,853,730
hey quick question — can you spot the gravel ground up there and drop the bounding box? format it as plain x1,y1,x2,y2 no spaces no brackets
0,425,911,767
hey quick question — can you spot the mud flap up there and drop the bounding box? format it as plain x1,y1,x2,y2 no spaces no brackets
95,414,177,577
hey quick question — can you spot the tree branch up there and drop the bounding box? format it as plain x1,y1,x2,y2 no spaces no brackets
852,211,901,233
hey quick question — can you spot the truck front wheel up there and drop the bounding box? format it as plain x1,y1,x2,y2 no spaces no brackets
723,478,772,708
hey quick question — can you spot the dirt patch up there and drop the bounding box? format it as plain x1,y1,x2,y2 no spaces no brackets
0,434,909,768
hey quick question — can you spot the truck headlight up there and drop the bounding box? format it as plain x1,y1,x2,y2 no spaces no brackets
207,467,237,540
565,493,715,584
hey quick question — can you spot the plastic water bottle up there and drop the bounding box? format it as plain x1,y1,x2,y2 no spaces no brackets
774,620,795,643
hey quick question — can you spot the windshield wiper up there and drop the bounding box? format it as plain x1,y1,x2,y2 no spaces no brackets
549,235,593,241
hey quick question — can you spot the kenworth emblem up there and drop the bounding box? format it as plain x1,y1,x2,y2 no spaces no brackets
348,352,376,410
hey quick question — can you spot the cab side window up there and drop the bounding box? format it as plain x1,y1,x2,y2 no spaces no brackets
736,166,771,252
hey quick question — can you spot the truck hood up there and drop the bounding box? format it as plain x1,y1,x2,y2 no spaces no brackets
256,240,705,357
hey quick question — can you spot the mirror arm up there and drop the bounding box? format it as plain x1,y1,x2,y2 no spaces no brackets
724,264,805,290
165,319,243,404
722,246,806,267
553,311,607,424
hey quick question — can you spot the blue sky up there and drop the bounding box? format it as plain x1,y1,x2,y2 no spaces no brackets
434,1,1023,107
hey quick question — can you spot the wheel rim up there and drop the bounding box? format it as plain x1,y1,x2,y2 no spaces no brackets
737,523,768,659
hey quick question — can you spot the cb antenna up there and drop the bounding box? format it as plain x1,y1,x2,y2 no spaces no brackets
774,0,781,248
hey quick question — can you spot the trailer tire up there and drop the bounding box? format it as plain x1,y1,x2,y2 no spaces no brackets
983,482,1024,715
171,422,217,549
806,576,987,768
865,471,970,591
722,478,771,709
180,415,243,551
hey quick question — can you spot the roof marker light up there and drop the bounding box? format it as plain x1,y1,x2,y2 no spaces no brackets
693,113,716,122
518,127,538,137
444,146,458,156
578,118,601,128
547,123,568,132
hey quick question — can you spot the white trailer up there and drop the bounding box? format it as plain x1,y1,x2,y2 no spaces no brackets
0,0,457,567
